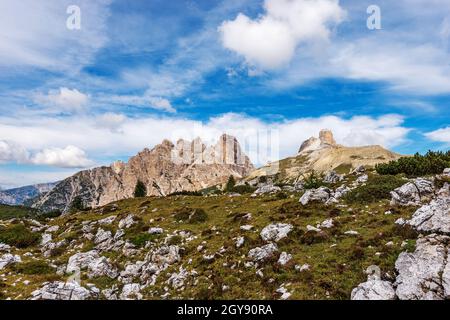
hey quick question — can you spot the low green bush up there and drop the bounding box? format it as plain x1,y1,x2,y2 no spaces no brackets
303,171,326,189
128,233,160,247
173,208,208,223
39,210,62,219
344,175,405,204
0,224,41,248
12,261,54,275
376,150,450,177
230,184,257,194
169,191,203,196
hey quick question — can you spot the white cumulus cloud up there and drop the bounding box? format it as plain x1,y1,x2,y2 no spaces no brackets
0,140,29,163
30,145,94,168
219,0,346,69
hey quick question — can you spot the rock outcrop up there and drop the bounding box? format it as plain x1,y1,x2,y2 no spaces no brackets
30,281,95,300
351,279,396,300
395,234,449,300
260,223,293,242
352,182,450,300
390,178,435,206
33,134,254,213
404,184,450,234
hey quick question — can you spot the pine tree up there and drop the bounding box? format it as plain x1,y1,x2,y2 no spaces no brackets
134,180,147,198
225,175,236,192
69,196,84,213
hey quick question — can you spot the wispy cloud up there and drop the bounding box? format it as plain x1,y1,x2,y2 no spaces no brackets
34,87,90,114
425,127,450,145
0,0,111,72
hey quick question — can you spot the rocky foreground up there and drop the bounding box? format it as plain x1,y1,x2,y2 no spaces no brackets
0,168,449,300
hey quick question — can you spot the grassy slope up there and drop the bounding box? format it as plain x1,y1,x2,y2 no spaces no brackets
0,204,37,220
0,178,419,300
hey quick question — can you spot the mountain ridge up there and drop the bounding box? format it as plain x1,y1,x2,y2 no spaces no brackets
0,182,58,206
32,134,254,213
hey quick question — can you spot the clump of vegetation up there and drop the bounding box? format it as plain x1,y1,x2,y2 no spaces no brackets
0,205,37,220
133,180,147,198
225,176,236,192
167,235,182,245
69,196,87,213
128,233,160,247
229,184,257,194
299,230,330,245
173,207,208,223
39,210,62,219
258,176,268,184
344,175,405,204
12,261,54,275
275,191,288,200
376,150,450,177
435,175,450,190
0,224,41,248
303,171,326,189
169,191,203,196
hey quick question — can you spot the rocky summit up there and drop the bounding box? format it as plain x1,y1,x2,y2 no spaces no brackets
32,134,253,213
247,129,402,184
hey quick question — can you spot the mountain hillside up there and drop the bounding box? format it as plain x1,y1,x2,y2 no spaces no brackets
0,183,58,206
1,167,448,300
247,129,403,184
32,134,254,213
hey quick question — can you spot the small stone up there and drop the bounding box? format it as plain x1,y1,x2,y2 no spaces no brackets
278,252,292,266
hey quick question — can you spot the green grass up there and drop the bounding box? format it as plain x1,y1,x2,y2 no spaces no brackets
0,177,421,300
0,224,41,248
344,175,406,204
0,205,38,220
11,261,55,275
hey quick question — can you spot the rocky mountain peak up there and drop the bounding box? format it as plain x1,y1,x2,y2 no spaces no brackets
33,134,254,213
319,129,336,146
298,129,337,154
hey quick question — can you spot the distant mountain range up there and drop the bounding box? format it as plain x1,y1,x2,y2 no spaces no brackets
0,182,58,206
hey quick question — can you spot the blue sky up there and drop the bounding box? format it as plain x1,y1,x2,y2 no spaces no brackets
0,0,450,188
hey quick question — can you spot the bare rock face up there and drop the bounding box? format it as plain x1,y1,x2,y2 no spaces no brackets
248,243,278,262
298,129,337,154
260,223,293,242
30,281,95,300
405,184,450,234
298,137,321,154
351,280,396,300
319,129,336,146
390,178,435,206
33,134,254,213
299,187,332,205
395,234,450,300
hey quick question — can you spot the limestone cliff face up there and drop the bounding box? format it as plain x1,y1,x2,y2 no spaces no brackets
298,129,337,153
33,134,253,213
